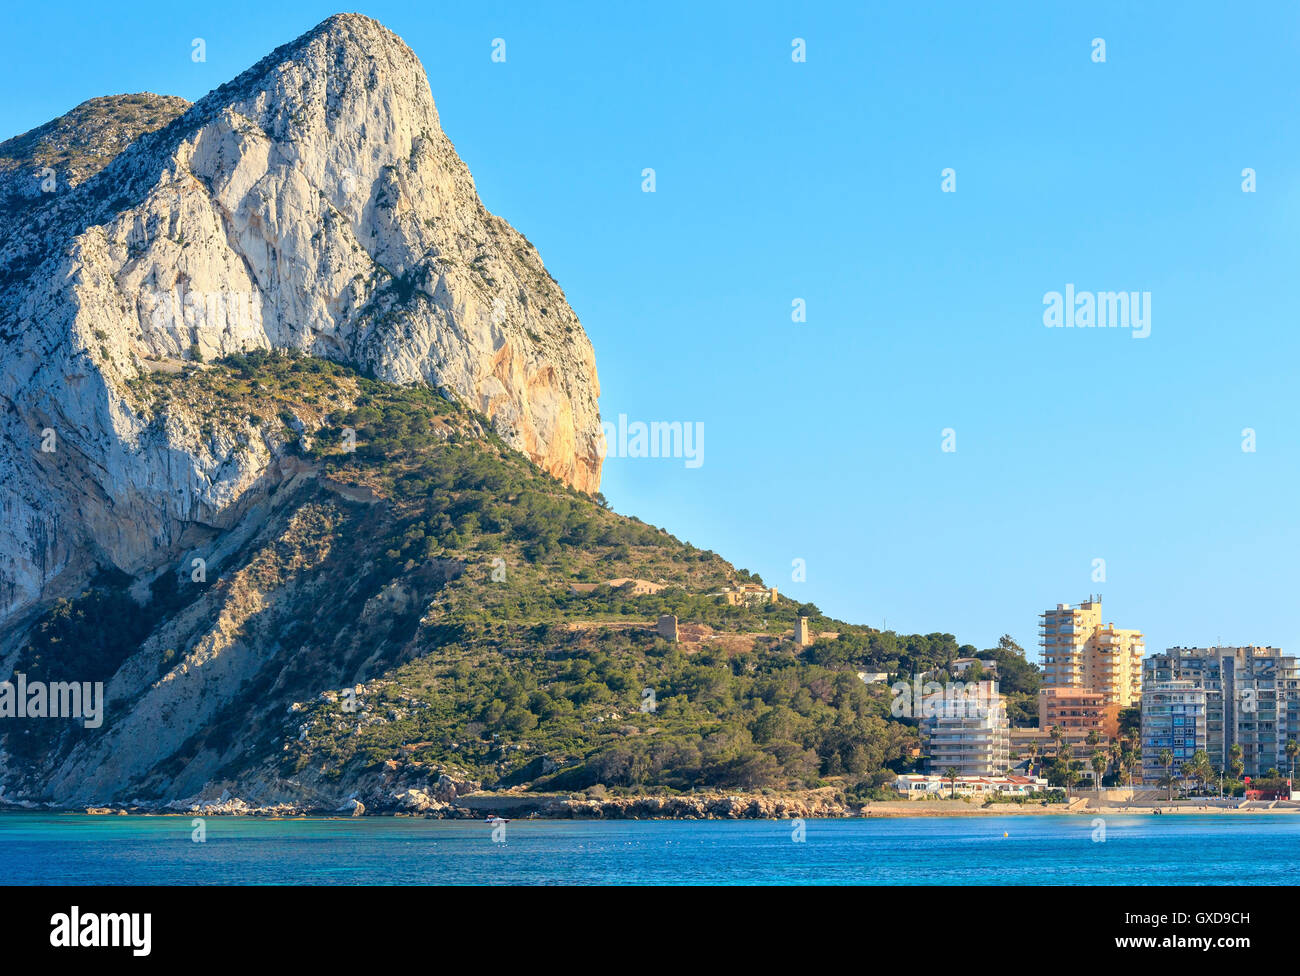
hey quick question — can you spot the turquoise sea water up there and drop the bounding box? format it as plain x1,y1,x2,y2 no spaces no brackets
2,813,1296,885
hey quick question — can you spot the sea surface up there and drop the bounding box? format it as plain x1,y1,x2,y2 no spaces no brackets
2,813,1295,885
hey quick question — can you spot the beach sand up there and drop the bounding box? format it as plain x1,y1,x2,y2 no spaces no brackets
859,799,1300,817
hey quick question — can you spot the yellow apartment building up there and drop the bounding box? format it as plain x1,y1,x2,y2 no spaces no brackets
1040,596,1144,708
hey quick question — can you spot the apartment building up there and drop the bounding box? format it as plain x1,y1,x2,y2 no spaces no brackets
1140,679,1208,782
1143,646,1300,779
1007,727,1112,783
1038,686,1120,738
1040,596,1143,708
921,679,1010,777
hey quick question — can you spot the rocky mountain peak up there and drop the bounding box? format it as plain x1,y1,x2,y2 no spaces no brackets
0,13,602,624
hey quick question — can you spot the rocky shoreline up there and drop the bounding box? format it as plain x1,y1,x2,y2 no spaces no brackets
7,783,1297,821
3,786,855,820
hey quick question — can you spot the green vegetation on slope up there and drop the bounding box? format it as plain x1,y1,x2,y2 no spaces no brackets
291,631,913,794
15,351,1042,799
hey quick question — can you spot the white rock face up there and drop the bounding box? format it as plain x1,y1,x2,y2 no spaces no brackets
0,13,602,624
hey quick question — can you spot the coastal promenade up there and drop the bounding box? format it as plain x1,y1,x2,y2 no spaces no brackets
860,794,1300,817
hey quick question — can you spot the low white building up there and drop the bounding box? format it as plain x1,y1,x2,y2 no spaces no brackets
951,657,998,677
893,774,1049,799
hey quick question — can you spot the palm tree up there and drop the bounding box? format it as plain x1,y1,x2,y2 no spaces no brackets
1087,729,1101,750
1108,737,1127,787
943,766,959,799
1114,735,1138,788
1159,748,1174,800
1158,770,1175,799
1064,762,1081,799
1049,725,1065,757
1286,739,1298,785
1026,742,1039,778
1192,749,1213,795
1091,750,1108,789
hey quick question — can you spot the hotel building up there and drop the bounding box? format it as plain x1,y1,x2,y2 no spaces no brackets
1040,596,1143,708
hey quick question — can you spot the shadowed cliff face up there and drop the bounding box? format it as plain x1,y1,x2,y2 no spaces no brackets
0,13,603,623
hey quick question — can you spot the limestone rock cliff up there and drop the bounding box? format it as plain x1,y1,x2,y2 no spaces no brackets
0,13,602,624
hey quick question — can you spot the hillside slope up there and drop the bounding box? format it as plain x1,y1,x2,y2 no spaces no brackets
0,354,944,812
0,93,190,215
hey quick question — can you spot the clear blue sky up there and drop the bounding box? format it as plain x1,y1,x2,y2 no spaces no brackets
3,2,1298,661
